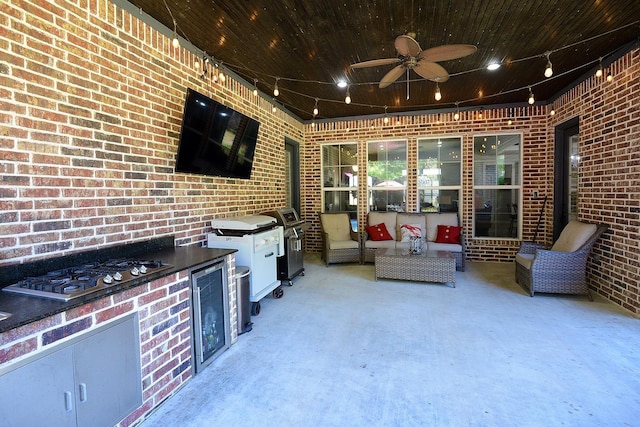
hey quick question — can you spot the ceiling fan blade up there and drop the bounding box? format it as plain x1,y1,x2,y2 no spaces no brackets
418,44,477,62
379,65,405,88
350,58,401,69
414,62,450,82
395,35,421,57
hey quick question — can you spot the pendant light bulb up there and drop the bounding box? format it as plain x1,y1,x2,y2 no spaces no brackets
313,98,319,117
528,87,535,105
383,106,389,124
273,79,280,97
253,79,258,96
606,72,613,82
345,86,351,104
543,52,553,78
454,102,460,120
171,20,179,49
434,84,442,101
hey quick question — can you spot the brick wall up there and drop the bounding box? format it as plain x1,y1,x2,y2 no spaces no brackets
0,0,303,266
548,50,640,313
303,49,639,315
303,109,549,263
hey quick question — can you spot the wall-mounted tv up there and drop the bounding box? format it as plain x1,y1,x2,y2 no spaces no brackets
175,88,260,179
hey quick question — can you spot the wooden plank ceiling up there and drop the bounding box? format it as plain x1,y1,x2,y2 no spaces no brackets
126,0,640,121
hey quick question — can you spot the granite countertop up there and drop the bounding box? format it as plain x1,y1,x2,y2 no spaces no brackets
0,245,236,334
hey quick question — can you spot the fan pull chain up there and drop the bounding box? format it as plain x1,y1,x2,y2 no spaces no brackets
406,68,410,100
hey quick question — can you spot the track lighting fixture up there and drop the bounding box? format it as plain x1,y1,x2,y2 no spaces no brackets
544,52,553,78
434,83,442,101
313,98,319,117
273,78,279,97
345,86,351,104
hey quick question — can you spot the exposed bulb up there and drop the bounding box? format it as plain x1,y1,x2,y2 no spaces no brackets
544,60,553,78
273,82,279,97
528,88,535,105
595,66,603,78
454,111,459,121
345,87,351,104
434,84,441,101
550,109,556,116
606,72,613,82
253,87,258,96
383,116,389,124
172,36,180,49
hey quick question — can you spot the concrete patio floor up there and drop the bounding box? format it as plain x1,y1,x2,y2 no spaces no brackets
141,255,640,427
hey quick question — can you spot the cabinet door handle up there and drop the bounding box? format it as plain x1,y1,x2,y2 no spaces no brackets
265,252,274,258
64,391,73,412
79,383,88,403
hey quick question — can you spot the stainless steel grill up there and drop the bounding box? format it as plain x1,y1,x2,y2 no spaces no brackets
262,208,305,286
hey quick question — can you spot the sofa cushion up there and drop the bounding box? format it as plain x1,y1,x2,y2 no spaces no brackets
368,211,397,240
428,242,463,253
365,223,393,241
425,213,459,241
551,221,597,252
400,224,422,242
435,225,462,244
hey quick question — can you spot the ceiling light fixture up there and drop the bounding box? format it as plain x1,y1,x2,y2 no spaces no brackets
345,86,351,104
434,83,442,101
336,80,348,88
544,52,553,78
313,98,319,117
528,87,535,104
487,63,501,71
273,78,280,97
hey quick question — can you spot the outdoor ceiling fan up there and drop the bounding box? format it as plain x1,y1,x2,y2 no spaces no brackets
351,34,477,88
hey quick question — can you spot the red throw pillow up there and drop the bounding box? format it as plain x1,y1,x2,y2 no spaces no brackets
366,223,393,241
435,225,462,244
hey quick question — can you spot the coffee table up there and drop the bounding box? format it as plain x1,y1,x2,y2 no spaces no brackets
374,248,456,286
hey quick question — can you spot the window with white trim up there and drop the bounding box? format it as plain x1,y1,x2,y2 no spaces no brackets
417,136,462,214
367,139,407,212
473,134,522,238
321,143,358,228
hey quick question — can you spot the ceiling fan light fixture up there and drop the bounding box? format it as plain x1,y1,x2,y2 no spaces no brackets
336,80,348,88
487,63,501,71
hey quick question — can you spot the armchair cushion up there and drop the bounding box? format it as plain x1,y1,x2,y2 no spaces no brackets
366,223,393,241
551,221,597,252
434,225,462,244
321,213,353,241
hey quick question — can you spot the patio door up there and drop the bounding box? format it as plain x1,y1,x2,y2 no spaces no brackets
553,117,579,241
285,138,301,214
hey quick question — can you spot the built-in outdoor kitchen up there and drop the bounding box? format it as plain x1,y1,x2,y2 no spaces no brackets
0,237,239,426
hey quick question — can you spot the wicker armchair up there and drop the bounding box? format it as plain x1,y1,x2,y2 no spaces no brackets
319,212,361,266
515,221,608,299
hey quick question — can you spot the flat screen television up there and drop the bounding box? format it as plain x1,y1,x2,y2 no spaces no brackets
175,88,260,179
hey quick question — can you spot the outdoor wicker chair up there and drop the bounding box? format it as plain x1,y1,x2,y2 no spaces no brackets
515,221,608,299
319,212,361,266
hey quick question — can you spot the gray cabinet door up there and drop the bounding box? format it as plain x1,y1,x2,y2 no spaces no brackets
0,347,76,427
73,315,142,427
